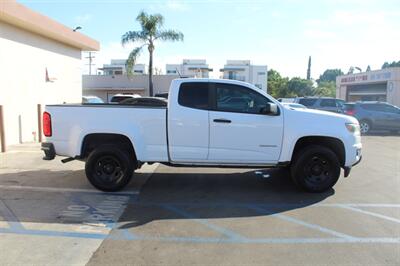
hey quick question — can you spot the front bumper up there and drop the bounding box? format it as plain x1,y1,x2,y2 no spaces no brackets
344,153,362,177
41,142,55,160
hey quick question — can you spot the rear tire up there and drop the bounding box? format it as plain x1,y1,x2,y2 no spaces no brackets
291,145,340,193
359,120,371,134
85,145,134,192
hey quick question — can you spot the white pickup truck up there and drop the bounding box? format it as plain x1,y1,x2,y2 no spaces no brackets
41,79,362,192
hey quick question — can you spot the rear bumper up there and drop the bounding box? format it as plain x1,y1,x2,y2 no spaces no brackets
41,142,55,160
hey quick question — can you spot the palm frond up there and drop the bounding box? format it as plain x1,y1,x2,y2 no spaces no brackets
136,11,164,37
156,30,184,42
121,31,147,46
125,47,143,76
136,11,149,27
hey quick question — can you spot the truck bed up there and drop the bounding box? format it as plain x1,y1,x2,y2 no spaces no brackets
45,104,168,162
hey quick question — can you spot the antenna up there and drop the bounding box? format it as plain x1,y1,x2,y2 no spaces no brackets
175,67,183,78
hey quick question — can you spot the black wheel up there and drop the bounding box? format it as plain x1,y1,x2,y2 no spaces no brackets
85,145,134,192
291,145,340,193
359,120,371,134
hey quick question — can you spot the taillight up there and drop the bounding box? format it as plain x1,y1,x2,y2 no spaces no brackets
43,112,52,137
345,109,355,116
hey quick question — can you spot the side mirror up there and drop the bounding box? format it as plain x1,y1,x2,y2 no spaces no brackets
261,103,279,115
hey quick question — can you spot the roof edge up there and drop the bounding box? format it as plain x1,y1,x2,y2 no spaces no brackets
0,1,99,51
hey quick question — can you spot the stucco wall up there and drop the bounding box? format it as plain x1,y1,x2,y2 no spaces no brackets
0,20,82,146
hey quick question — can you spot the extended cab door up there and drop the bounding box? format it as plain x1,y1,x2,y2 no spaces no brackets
168,81,210,162
208,82,283,164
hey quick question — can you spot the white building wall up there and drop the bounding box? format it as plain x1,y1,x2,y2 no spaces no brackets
0,21,82,145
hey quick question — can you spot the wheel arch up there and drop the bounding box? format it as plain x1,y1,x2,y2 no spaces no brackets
80,133,137,165
291,136,346,167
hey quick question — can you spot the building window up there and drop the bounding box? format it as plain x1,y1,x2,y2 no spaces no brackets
114,70,123,75
257,72,265,75
167,70,177,74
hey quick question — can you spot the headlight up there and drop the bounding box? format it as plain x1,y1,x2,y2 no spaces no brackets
345,123,360,134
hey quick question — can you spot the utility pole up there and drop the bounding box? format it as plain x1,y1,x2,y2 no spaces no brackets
307,56,311,80
85,52,95,75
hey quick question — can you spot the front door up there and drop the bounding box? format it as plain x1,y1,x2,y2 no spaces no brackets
208,83,283,164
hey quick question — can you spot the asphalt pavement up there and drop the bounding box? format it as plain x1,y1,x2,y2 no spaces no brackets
0,136,399,265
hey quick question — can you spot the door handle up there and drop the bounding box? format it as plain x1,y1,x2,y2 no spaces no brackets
213,118,231,123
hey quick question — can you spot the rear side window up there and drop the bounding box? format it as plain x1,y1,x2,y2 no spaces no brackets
178,82,209,110
361,104,386,112
298,98,317,107
320,99,337,107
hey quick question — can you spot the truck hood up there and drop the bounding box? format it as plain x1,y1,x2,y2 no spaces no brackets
283,106,359,125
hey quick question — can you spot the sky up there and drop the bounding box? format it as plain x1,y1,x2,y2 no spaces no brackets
20,0,400,79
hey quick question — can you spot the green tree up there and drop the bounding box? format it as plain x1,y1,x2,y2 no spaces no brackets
122,11,184,96
287,77,314,97
314,81,336,97
267,69,289,98
317,69,344,84
382,61,400,69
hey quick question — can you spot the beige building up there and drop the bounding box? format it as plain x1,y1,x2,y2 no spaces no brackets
83,74,178,102
220,60,268,92
0,0,99,149
336,68,400,107
166,59,213,78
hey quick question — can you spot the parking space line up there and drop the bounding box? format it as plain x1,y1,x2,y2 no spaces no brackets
0,199,25,231
0,227,108,239
131,202,400,208
247,205,355,239
161,204,247,241
338,205,400,224
1,226,399,244
0,184,139,195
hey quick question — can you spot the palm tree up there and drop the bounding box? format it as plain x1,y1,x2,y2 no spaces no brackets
122,11,184,96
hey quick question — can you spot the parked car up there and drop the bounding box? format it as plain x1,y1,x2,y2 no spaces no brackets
82,96,104,104
277,98,295,103
343,102,400,134
155,92,169,99
119,97,167,107
282,103,307,109
41,78,362,193
294,97,345,113
109,94,141,103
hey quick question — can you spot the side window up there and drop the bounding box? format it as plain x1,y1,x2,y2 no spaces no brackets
298,98,317,107
320,99,337,107
215,84,270,114
362,104,387,112
178,82,209,110
383,104,400,114
336,100,345,108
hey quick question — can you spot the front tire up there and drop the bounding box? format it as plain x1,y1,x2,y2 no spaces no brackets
291,145,340,193
85,145,134,192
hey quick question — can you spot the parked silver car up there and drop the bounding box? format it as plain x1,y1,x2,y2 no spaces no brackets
294,97,345,113
343,102,400,134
